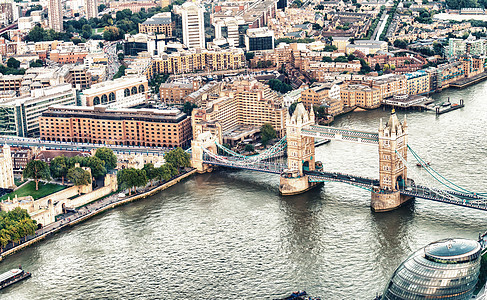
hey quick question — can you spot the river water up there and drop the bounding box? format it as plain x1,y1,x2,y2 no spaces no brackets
2,82,487,299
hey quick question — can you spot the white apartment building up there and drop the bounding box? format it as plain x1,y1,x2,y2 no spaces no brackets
0,144,14,189
179,2,205,49
48,0,63,32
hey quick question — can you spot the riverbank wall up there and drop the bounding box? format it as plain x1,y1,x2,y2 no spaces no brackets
0,169,197,262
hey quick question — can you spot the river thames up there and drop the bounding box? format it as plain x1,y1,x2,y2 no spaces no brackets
2,82,487,299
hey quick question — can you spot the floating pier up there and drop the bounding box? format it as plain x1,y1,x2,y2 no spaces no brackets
435,99,464,115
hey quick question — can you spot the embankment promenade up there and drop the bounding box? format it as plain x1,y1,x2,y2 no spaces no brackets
0,169,197,261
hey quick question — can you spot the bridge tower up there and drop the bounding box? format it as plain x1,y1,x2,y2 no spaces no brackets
371,110,414,211
279,102,320,195
191,126,220,173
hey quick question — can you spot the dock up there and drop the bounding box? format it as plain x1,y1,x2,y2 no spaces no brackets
435,99,464,115
450,72,487,89
382,95,435,111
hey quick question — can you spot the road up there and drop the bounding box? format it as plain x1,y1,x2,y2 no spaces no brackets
104,41,122,80
0,136,170,155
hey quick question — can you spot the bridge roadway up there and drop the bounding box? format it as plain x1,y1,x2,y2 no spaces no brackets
201,154,487,211
0,136,169,155
301,125,379,145
202,153,287,174
305,170,379,188
399,185,487,211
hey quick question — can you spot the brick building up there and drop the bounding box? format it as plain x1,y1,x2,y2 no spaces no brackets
40,106,192,148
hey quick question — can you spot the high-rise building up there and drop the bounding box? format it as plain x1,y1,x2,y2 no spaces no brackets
245,27,274,51
179,2,205,49
85,0,97,20
48,0,63,32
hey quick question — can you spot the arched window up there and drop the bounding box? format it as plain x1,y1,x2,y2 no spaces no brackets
131,86,138,95
101,94,108,104
109,92,115,102
124,88,130,97
93,96,100,105
139,85,145,93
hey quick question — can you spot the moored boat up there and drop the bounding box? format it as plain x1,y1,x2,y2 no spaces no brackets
0,267,31,290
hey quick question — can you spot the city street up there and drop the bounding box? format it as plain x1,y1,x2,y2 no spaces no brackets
0,136,170,155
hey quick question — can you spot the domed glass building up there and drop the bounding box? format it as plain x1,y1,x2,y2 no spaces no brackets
382,238,481,299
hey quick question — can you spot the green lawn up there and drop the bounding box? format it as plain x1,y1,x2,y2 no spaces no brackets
14,179,25,186
0,181,66,201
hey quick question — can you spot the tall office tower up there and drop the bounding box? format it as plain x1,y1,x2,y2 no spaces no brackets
181,2,205,49
48,0,63,32
86,0,97,19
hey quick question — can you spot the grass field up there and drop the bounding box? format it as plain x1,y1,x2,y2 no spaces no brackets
0,181,66,201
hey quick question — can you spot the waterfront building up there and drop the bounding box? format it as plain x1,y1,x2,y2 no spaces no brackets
368,74,408,100
340,83,381,109
382,238,481,299
39,106,192,148
300,82,341,110
245,27,275,51
177,2,205,49
85,0,97,19
0,84,76,137
0,144,14,189
48,0,63,32
192,79,286,144
139,12,173,36
80,75,148,108
406,70,431,96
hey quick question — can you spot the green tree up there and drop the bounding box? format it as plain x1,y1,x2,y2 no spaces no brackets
67,167,92,186
23,160,51,191
244,144,255,152
7,58,20,69
50,155,69,184
322,56,333,62
394,39,408,49
117,168,148,195
164,148,191,169
183,102,198,116
95,147,117,171
113,65,126,79
83,156,107,178
260,123,277,145
142,163,158,185
29,59,43,68
334,56,348,63
118,53,125,61
98,4,106,12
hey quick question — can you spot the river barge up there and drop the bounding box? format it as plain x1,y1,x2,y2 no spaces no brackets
0,268,31,290
435,99,464,115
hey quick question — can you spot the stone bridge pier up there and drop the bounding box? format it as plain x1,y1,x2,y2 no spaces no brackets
279,103,321,195
371,110,414,212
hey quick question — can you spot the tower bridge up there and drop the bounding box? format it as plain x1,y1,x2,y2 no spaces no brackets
192,102,487,212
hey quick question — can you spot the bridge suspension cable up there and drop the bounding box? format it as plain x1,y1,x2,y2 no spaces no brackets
214,136,287,161
407,145,487,196
394,149,461,202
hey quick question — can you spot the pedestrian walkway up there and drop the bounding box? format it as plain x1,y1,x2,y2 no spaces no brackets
0,169,195,258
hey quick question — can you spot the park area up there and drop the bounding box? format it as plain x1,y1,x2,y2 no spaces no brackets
0,181,66,201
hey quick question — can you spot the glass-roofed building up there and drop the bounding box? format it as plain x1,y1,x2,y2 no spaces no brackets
381,238,481,300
